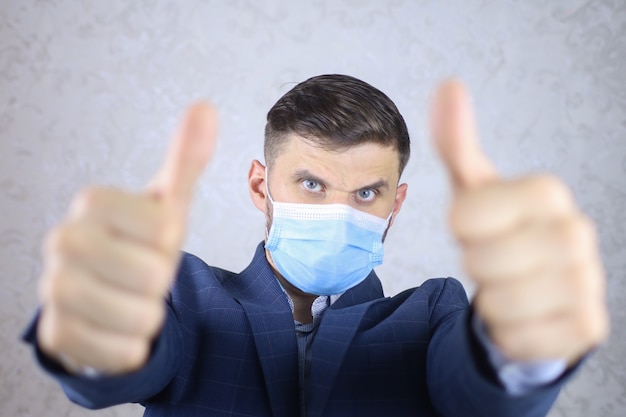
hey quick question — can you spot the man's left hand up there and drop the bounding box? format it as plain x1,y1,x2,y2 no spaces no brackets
430,80,609,366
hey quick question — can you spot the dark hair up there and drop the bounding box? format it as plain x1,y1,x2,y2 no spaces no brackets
264,74,410,175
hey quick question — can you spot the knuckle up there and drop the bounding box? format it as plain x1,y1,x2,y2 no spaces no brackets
153,257,177,293
568,270,590,302
575,303,609,345
72,186,103,215
447,204,465,241
474,291,498,324
133,300,165,337
146,302,166,336
532,174,567,197
121,339,149,371
563,214,596,248
157,216,183,251
46,270,75,307
38,308,68,355
41,269,64,305
38,270,59,304
39,255,65,303
136,256,173,297
461,252,478,279
44,221,95,260
569,263,605,302
491,329,519,359
137,201,181,250
531,174,573,212
44,224,72,255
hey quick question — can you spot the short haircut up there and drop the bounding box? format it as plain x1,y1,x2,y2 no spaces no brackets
264,74,410,175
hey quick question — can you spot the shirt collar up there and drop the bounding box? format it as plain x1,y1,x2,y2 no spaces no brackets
275,279,343,324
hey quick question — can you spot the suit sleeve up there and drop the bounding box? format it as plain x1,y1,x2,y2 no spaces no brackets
426,278,569,417
22,300,182,410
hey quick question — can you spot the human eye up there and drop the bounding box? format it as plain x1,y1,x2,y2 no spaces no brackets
356,188,377,203
302,179,323,192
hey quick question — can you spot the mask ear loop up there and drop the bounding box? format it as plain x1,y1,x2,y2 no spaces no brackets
264,170,274,240
384,181,404,228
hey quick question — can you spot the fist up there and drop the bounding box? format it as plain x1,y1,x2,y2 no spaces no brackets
36,103,218,374
431,80,609,365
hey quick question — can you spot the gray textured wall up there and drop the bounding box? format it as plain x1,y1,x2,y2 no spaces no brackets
1,1,624,416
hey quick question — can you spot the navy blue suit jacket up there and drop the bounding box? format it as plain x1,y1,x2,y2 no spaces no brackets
25,242,566,416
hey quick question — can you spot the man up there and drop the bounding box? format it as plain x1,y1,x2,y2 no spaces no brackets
25,75,608,416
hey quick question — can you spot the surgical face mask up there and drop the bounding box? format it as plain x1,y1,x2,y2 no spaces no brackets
265,177,392,296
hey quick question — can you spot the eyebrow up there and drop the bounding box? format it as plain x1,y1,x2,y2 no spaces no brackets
291,169,390,192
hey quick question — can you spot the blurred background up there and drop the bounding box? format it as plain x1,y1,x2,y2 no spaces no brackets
1,0,624,416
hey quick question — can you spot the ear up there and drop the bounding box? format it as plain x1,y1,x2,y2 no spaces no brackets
388,183,408,228
248,159,268,213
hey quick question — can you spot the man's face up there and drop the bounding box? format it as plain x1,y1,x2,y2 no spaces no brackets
265,134,406,220
248,134,408,297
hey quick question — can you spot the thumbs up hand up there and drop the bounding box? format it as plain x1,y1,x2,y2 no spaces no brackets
37,103,218,374
431,80,609,365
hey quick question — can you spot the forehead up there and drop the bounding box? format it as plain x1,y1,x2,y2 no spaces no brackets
271,134,400,186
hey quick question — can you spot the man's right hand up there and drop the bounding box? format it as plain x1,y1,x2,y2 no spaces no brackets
36,103,218,375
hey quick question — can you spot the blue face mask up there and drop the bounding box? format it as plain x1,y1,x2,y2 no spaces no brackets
265,182,392,296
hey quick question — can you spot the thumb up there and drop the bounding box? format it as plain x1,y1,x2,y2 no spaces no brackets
149,102,218,207
430,79,498,191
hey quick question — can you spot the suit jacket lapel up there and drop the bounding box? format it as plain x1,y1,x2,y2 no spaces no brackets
223,243,299,417
332,270,385,309
306,271,385,416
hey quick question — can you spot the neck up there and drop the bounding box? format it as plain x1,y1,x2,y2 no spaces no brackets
279,274,318,324
266,249,318,324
